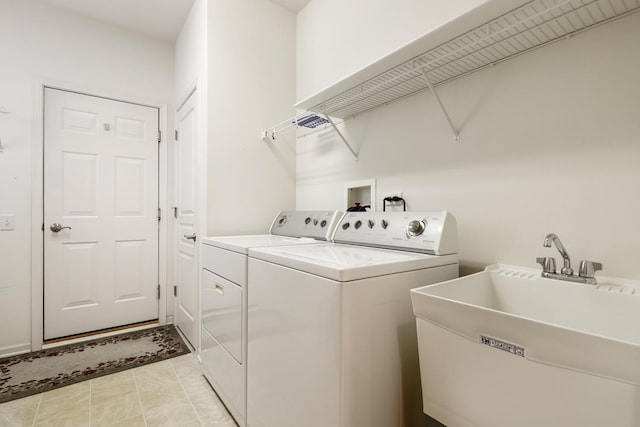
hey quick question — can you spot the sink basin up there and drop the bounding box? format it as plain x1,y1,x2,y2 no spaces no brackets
411,264,640,384
411,264,640,427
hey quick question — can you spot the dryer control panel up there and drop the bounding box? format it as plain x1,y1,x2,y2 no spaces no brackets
269,210,343,241
333,211,458,255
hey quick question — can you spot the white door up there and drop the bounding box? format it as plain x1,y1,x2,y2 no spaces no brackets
44,88,159,340
175,90,199,347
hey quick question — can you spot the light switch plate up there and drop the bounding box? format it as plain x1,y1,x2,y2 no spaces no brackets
0,215,15,231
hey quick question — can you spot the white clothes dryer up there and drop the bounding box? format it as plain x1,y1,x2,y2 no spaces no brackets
200,210,343,427
246,211,459,427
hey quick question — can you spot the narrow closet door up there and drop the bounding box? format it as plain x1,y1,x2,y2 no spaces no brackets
175,89,199,347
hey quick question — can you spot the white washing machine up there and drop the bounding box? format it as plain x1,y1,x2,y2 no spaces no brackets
200,210,343,427
246,211,459,427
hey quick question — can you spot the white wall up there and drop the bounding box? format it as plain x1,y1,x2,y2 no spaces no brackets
0,0,174,355
296,2,640,279
207,0,296,235
175,0,207,103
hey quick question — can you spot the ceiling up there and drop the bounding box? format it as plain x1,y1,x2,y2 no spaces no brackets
37,0,311,42
271,0,311,14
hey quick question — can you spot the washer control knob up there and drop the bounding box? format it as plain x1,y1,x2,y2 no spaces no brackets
407,219,426,237
354,220,362,229
305,217,312,225
342,222,350,230
368,219,375,229
320,219,327,228
381,219,389,229
278,216,287,226
313,218,319,226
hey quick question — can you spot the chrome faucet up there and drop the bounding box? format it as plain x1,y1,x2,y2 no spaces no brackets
536,233,603,285
543,233,573,275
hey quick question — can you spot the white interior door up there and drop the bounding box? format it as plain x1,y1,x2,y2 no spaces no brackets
44,87,159,340
175,90,199,347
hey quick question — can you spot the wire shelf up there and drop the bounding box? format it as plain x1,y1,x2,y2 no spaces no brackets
296,0,640,119
296,114,329,128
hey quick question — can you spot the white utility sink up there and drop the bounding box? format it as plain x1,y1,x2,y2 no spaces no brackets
411,264,640,427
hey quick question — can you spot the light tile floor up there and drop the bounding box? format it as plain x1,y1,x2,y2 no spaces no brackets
0,354,237,427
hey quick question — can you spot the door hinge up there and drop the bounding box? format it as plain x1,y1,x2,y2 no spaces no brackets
41,224,44,231
157,130,162,143
157,284,161,300
172,206,178,219
158,208,161,221
175,130,178,141
174,285,177,297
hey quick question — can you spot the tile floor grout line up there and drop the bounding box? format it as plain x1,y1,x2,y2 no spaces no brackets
88,379,92,426
170,356,202,426
30,393,43,427
132,365,149,427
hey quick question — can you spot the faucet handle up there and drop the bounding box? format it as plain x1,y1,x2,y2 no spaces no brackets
536,257,557,273
578,260,603,278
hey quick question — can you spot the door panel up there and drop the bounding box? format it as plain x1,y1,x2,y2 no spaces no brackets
175,90,199,347
115,157,146,215
114,240,147,301
62,152,98,216
44,88,159,340
60,241,99,308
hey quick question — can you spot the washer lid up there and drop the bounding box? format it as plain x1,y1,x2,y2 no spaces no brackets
201,235,318,255
249,243,458,282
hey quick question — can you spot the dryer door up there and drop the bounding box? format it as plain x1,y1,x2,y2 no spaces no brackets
202,270,243,362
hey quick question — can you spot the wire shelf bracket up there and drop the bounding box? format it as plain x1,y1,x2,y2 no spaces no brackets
419,68,460,143
324,113,358,160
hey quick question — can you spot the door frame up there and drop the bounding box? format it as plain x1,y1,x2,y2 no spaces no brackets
30,79,169,351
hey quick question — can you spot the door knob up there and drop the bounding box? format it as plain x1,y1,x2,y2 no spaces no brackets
50,223,72,232
184,233,197,242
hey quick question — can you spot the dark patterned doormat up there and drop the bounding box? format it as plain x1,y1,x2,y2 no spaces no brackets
0,325,190,403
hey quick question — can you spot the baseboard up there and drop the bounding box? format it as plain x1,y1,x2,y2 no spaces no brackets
426,414,447,427
0,343,32,358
